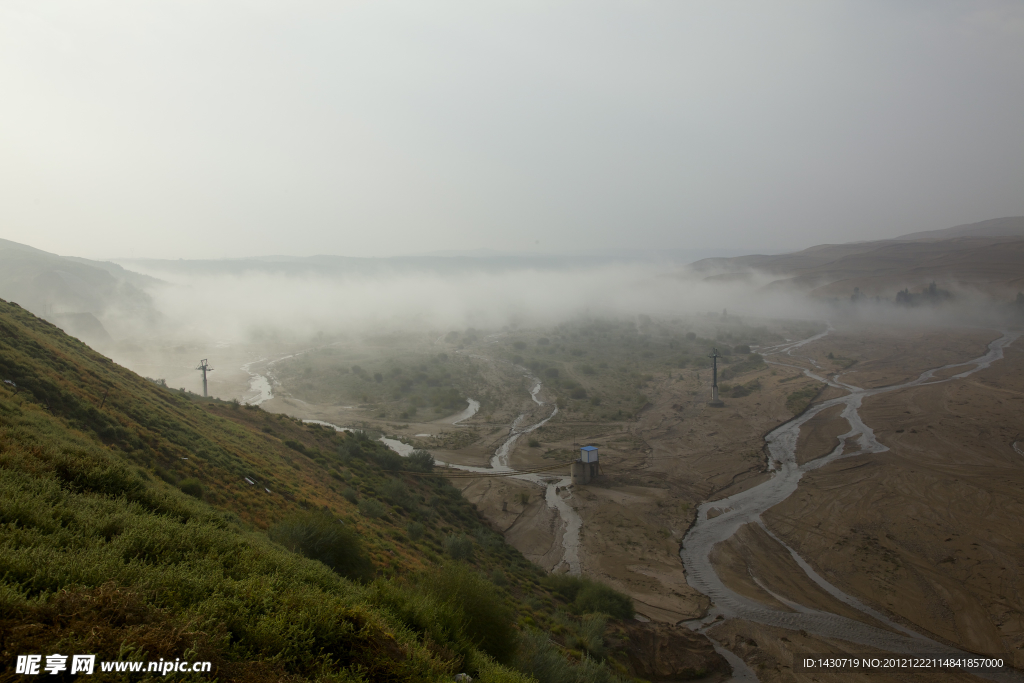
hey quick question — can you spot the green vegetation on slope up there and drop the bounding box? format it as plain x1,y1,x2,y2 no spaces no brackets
274,344,483,420
0,299,649,682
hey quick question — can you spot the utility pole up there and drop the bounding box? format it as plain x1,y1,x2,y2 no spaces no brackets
707,348,724,407
196,359,213,398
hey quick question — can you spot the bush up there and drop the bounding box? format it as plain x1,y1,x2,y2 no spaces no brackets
269,509,373,582
382,479,411,507
544,368,559,379
406,521,424,541
528,438,541,448
515,629,575,683
569,387,587,400
405,449,434,472
575,582,634,620
421,564,516,664
370,564,519,667
343,441,364,459
342,487,358,504
573,614,607,659
358,498,387,519
541,574,634,620
373,449,405,472
491,568,508,587
284,439,307,454
443,533,474,561
515,628,624,683
177,478,203,499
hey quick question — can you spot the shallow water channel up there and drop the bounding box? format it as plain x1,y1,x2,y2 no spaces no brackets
680,329,1023,682
418,370,582,575
283,364,582,574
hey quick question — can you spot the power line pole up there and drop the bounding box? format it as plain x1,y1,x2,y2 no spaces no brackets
196,359,213,397
707,348,724,407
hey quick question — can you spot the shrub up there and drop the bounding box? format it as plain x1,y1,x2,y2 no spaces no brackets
491,568,508,587
528,438,541,448
574,582,634,620
544,368,559,379
569,387,587,400
514,628,624,683
421,563,516,664
515,629,575,683
405,449,434,472
443,533,474,561
177,478,203,499
541,575,634,620
517,492,530,505
573,613,607,659
154,467,176,485
342,487,358,504
373,449,405,472
382,479,411,507
542,573,586,602
406,521,424,541
284,439,307,454
358,498,387,519
269,509,373,582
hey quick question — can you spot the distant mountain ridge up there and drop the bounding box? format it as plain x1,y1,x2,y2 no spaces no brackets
114,246,753,280
896,216,1024,240
687,217,1024,299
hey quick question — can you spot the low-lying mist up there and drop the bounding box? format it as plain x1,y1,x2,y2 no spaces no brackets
113,260,1020,348
125,263,829,344
75,258,1020,398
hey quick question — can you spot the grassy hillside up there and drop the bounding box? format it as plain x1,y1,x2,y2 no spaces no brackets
0,298,727,681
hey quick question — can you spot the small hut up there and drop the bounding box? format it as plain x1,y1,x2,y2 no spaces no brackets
571,446,599,485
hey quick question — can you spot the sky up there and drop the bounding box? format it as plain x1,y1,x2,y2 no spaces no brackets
1,1,1023,260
